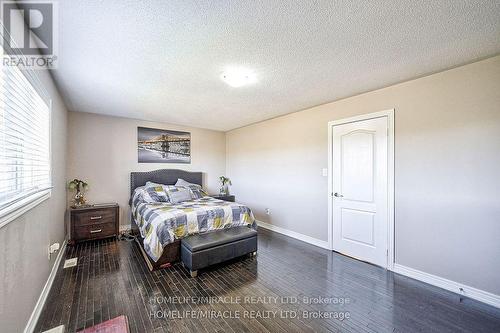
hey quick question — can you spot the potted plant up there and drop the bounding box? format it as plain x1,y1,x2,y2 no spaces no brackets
68,178,89,208
219,176,232,195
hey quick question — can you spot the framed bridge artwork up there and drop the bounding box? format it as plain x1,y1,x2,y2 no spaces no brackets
137,127,191,163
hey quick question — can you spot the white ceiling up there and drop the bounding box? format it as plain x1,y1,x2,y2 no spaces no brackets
53,0,500,131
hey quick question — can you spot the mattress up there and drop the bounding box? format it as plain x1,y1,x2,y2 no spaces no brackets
131,193,256,262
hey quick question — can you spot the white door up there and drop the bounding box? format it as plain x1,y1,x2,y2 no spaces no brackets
332,116,388,267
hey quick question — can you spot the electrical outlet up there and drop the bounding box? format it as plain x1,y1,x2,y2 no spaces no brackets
265,208,271,215
322,168,328,177
48,242,60,260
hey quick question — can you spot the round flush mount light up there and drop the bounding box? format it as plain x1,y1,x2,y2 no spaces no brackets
221,67,257,87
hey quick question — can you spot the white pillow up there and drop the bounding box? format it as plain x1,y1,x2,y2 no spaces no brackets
175,178,207,199
145,181,166,188
175,178,200,188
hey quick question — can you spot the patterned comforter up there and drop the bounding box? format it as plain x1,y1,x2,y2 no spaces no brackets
131,190,256,262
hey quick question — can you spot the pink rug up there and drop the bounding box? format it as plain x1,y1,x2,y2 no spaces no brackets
77,315,129,333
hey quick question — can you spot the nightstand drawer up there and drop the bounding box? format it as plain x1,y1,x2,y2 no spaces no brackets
74,222,117,240
73,209,116,226
69,204,119,244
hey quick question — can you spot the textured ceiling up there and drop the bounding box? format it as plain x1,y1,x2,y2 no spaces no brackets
52,0,500,131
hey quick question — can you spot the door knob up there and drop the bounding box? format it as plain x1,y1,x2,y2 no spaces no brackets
334,192,344,197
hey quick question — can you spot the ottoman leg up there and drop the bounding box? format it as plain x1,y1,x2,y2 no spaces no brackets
190,270,198,278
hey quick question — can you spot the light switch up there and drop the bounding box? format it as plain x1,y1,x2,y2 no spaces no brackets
322,168,328,177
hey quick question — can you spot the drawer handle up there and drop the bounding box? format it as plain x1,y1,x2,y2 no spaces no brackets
90,229,102,234
90,216,102,220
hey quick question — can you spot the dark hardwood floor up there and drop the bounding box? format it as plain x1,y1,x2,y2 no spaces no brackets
35,229,500,333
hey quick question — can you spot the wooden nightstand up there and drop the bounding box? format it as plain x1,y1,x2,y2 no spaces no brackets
211,194,235,202
69,204,119,244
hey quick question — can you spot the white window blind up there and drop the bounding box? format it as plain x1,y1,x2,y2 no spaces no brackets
0,59,51,213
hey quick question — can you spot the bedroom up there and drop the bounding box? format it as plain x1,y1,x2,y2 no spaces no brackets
0,1,499,332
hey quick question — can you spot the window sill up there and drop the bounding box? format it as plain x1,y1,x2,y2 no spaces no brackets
0,190,52,229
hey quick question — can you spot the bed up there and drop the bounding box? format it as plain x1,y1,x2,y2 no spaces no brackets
129,169,256,270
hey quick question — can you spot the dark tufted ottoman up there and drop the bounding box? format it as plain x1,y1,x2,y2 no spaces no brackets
181,227,258,277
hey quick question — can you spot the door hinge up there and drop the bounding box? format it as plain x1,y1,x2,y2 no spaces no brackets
386,249,389,257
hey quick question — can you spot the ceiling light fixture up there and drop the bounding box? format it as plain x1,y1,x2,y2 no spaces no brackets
221,67,257,87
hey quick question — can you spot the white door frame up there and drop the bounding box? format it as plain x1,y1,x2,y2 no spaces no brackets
327,109,395,270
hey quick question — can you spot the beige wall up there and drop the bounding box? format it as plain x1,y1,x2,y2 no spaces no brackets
0,74,68,332
67,112,226,227
227,55,500,295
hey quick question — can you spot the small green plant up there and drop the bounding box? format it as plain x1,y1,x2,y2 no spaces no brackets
68,179,88,191
219,176,232,195
68,179,89,207
219,176,232,186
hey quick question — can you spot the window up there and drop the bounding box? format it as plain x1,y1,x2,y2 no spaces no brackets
0,59,51,225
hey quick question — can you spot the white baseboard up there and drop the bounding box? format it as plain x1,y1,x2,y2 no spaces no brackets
257,220,499,308
24,240,67,333
256,220,330,250
393,264,500,309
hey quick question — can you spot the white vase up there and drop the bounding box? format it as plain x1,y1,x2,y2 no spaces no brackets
220,184,229,195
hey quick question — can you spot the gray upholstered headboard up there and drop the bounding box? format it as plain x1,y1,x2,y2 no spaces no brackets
130,169,203,197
